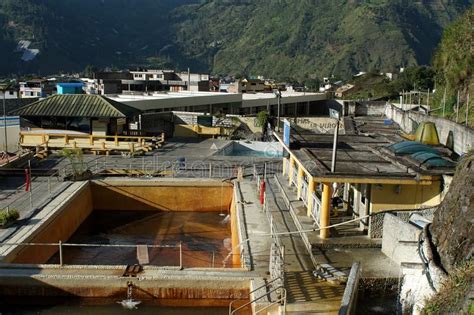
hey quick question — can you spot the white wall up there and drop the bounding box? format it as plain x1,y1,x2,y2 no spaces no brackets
0,90,19,99
0,116,21,152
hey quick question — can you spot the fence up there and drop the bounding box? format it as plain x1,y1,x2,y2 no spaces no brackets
291,166,298,187
1,241,242,269
62,157,283,181
311,192,322,228
260,179,285,292
301,179,308,206
0,168,71,221
253,168,285,287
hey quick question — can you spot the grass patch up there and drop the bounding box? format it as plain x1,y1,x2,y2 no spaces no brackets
0,208,20,227
422,259,474,315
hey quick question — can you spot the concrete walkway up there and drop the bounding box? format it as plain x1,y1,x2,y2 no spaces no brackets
274,174,401,280
0,176,71,242
265,177,344,314
237,180,272,275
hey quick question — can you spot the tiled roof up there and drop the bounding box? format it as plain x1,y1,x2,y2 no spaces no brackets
11,94,140,118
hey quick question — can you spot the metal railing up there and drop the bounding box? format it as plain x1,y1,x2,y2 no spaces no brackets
262,179,285,294
255,288,287,315
230,173,286,315
0,167,70,219
284,158,290,176
312,192,322,228
300,179,308,206
228,277,283,314
66,157,283,181
0,241,238,269
291,166,298,187
230,285,286,315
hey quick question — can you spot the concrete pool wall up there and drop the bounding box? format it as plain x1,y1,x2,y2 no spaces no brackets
1,179,237,265
2,182,92,264
91,180,233,212
0,179,255,310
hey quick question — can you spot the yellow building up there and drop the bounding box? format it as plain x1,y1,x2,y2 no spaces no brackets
275,116,456,239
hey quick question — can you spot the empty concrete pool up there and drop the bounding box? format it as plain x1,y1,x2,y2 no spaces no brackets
48,210,233,267
0,179,256,313
2,179,241,268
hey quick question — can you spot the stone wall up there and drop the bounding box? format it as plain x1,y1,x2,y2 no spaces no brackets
369,207,436,239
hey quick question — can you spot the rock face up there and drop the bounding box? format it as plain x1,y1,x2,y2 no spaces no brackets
430,154,474,273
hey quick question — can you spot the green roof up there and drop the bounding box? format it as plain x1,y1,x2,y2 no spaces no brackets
10,94,140,118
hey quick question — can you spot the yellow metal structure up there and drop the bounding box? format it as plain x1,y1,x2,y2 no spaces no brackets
414,122,440,145
174,124,234,137
402,121,441,145
19,131,164,156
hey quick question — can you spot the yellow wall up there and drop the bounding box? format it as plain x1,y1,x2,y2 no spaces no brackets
11,186,93,264
229,195,241,267
174,125,200,137
370,181,441,212
91,183,233,212
174,125,232,137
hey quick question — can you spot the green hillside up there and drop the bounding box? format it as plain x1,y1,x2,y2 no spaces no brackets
432,6,474,126
173,0,472,80
0,0,472,79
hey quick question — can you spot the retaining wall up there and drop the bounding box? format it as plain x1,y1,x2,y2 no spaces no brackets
385,103,474,155
91,180,233,212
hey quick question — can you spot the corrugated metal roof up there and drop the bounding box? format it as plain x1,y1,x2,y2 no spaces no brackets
10,94,140,118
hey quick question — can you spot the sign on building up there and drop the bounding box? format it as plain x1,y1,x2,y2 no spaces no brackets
283,119,291,147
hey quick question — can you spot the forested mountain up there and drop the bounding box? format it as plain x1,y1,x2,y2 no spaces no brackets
0,0,472,79
0,0,198,75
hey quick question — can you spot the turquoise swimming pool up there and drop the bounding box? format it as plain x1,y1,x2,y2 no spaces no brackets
222,148,283,157
217,141,283,158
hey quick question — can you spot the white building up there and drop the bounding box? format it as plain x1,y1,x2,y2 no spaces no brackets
0,88,19,100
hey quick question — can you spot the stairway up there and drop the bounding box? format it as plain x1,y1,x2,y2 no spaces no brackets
272,175,349,285
264,177,344,314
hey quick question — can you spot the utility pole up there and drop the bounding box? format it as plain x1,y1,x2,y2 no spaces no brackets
274,89,281,132
329,109,340,173
2,85,8,152
456,90,460,123
466,93,470,127
442,87,447,117
187,67,191,91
